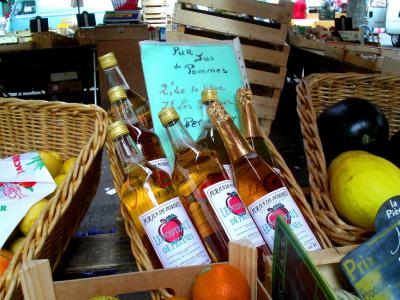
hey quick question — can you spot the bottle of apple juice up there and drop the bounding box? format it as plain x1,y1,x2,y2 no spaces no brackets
109,121,211,269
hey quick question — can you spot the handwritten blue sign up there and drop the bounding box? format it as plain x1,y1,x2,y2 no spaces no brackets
140,41,245,165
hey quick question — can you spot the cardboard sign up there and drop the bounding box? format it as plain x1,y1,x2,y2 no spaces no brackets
0,152,56,248
272,216,336,300
140,40,246,165
341,197,400,299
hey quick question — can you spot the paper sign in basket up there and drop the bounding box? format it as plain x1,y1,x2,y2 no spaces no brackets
0,152,56,248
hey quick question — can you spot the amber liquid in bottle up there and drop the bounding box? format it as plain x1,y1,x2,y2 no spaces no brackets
172,147,231,262
160,108,267,262
197,97,233,179
208,102,321,252
111,123,211,269
100,53,153,129
110,89,172,176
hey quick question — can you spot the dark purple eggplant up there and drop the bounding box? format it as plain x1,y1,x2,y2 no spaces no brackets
317,98,389,164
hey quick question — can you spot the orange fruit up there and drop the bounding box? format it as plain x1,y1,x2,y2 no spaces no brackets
0,249,13,277
192,264,250,300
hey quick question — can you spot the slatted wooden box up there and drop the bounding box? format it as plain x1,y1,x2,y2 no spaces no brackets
167,0,293,132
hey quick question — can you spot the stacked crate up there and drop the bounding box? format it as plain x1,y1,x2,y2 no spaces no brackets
142,0,169,27
167,0,293,132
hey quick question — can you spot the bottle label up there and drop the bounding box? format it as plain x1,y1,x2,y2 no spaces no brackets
140,197,211,268
248,187,321,251
223,164,233,180
202,180,265,247
149,158,173,176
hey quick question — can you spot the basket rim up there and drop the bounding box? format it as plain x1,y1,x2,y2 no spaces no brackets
0,97,109,299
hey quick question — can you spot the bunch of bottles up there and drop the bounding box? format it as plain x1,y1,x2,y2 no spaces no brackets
99,52,321,270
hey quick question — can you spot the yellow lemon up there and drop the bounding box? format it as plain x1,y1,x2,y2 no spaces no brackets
63,157,77,174
19,199,49,236
54,174,66,186
37,150,62,178
10,237,26,254
49,151,62,162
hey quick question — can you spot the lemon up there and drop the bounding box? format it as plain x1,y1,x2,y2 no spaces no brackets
19,199,49,236
49,151,62,162
63,157,77,174
38,150,62,178
10,237,26,254
54,174,66,186
329,151,400,229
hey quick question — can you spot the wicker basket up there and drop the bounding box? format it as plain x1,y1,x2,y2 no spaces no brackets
32,31,78,49
296,73,400,246
0,98,108,299
105,121,332,299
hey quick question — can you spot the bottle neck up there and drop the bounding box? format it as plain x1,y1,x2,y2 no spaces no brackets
201,101,213,130
213,117,253,163
164,120,200,155
104,66,130,90
113,134,145,173
239,101,264,139
111,98,140,126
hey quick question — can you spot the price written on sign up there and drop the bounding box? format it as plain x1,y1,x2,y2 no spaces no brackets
140,41,245,165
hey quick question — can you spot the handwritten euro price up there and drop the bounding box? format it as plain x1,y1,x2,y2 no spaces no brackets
160,81,185,96
162,99,193,110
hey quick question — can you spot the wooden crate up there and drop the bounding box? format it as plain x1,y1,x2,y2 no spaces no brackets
324,41,400,72
288,30,326,51
143,5,168,26
21,241,271,300
168,0,293,132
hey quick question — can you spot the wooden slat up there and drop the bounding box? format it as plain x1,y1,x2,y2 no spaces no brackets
228,240,257,300
21,260,57,300
253,95,280,120
178,0,292,24
167,30,290,67
143,6,167,13
308,245,357,266
144,13,167,19
142,0,166,5
242,43,290,67
247,67,287,89
174,3,287,45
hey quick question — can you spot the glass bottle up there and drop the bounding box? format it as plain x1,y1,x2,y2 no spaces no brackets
196,88,233,179
207,102,321,252
107,86,172,176
108,121,211,269
98,52,153,129
158,107,267,262
236,87,280,173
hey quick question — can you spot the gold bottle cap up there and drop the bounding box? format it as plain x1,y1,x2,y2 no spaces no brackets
107,86,127,103
201,88,219,103
108,120,129,140
207,101,230,124
98,52,118,70
236,87,254,105
158,107,180,126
